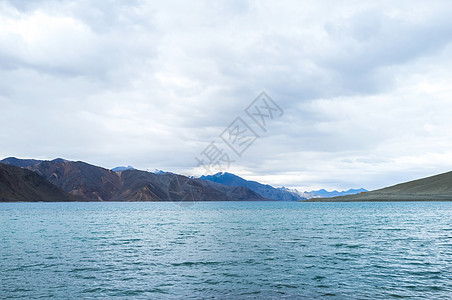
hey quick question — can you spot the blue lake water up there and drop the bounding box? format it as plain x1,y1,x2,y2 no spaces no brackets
1,201,452,299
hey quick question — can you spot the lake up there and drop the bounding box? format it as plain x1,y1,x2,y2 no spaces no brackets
1,201,451,299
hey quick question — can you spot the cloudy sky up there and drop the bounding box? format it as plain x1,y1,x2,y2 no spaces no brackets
1,0,452,191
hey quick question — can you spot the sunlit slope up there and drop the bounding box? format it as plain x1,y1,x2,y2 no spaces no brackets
310,171,452,201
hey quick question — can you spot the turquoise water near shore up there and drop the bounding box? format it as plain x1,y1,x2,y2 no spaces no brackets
1,201,452,299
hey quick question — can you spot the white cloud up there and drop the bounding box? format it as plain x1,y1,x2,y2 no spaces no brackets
1,0,452,191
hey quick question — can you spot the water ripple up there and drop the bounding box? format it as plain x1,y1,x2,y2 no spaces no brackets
1,201,452,299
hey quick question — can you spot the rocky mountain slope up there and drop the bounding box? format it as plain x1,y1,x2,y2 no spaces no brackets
0,163,82,202
28,159,122,201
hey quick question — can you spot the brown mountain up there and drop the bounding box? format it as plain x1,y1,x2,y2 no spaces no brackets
1,158,271,202
29,159,122,201
115,170,237,201
0,163,82,202
309,171,452,202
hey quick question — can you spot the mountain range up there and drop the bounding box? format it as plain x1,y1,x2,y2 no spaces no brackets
200,172,367,200
0,157,373,202
0,158,268,202
1,157,451,202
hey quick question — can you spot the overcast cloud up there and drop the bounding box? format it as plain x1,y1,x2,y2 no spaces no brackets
1,0,452,191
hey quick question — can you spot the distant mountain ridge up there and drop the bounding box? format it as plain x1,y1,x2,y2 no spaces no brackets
309,171,452,202
111,166,135,172
200,172,306,201
199,172,367,200
302,188,368,198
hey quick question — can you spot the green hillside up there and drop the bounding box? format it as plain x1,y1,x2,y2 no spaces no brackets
309,171,452,202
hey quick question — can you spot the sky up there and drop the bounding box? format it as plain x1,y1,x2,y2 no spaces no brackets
1,0,452,191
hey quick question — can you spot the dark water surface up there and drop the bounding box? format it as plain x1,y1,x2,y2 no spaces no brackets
1,201,452,299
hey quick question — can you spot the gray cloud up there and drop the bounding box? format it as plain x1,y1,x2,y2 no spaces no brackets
1,0,452,191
